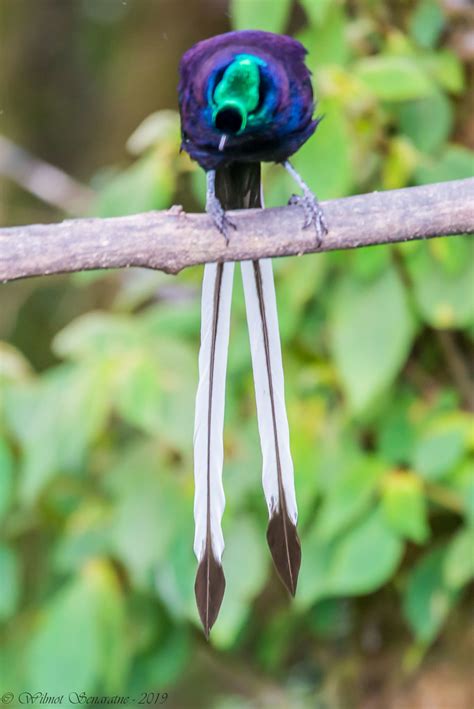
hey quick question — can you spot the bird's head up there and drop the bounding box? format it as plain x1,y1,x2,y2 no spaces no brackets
211,55,262,135
178,30,319,169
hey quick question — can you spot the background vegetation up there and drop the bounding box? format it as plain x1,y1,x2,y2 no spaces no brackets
1,1,473,707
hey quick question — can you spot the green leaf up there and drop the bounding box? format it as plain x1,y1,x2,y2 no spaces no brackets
142,301,201,340
257,612,301,671
378,392,418,465
444,527,474,590
212,517,269,648
53,312,138,361
126,110,180,155
294,530,332,608
275,254,328,342
415,144,474,185
114,354,162,434
409,0,445,49
421,50,464,94
94,153,174,218
403,546,458,643
327,508,403,595
381,471,429,543
0,342,32,384
0,438,14,521
107,445,186,586
53,503,112,573
406,239,474,328
116,340,195,448
354,56,435,101
451,461,474,525
113,271,167,312
29,579,101,694
314,456,384,541
292,98,353,200
0,641,23,699
5,364,111,504
125,626,190,693
298,508,403,607
94,564,129,692
413,416,469,481
190,167,206,208
297,6,350,71
286,397,327,527
330,266,415,412
224,421,269,509
0,545,20,621
27,561,127,694
307,598,348,639
154,516,196,621
350,246,391,282
397,89,453,155
382,136,419,190
54,311,196,448
230,0,292,34
428,235,473,276
299,0,333,26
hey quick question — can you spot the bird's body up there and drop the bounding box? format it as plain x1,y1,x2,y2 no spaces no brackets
178,30,326,636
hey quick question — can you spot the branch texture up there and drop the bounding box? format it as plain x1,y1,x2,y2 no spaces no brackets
1,178,473,282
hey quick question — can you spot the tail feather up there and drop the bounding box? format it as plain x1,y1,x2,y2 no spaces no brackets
193,261,234,636
241,258,301,594
193,162,300,638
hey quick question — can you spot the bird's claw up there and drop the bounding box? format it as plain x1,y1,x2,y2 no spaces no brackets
206,194,236,244
288,191,328,247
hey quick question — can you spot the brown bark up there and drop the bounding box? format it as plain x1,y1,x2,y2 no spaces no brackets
0,178,473,282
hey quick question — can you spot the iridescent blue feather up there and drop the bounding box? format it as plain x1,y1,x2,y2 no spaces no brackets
178,30,319,169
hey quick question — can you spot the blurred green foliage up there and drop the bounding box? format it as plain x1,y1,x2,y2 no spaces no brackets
1,0,473,706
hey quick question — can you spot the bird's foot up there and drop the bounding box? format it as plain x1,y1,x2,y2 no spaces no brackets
289,191,328,247
206,192,236,245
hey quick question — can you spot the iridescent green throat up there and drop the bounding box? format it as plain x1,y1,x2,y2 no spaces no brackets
212,54,261,134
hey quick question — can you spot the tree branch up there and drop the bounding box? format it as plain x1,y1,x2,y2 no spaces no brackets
0,178,473,282
0,135,94,215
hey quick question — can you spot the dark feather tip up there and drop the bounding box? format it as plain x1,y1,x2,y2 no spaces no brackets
267,510,301,596
194,550,226,638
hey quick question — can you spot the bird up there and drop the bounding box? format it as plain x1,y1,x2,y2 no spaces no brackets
178,29,327,637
